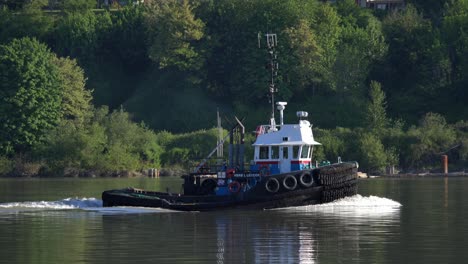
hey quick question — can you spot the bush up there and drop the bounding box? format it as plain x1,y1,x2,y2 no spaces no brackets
157,128,226,168
403,113,457,169
357,133,388,173
314,128,346,162
34,106,162,175
0,156,14,176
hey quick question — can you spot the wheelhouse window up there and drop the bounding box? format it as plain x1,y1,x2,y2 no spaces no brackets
293,146,300,159
301,145,310,158
259,147,269,159
271,146,279,159
282,146,289,159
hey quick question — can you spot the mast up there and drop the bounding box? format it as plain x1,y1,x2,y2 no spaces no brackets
259,33,279,131
216,108,223,158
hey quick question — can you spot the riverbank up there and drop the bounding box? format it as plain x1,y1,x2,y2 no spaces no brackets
357,171,468,178
0,166,188,178
381,171,468,178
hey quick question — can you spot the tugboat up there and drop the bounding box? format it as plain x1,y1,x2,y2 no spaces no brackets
102,34,358,211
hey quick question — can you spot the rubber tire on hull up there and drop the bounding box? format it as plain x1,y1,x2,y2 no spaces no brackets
299,172,314,187
265,178,280,193
201,178,217,194
283,175,297,191
314,163,358,203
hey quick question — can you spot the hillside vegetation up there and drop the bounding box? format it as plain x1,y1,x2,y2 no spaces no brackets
0,0,467,176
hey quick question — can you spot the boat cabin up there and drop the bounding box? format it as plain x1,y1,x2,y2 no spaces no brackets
250,107,321,175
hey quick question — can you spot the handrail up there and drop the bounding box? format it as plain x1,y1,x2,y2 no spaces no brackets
193,122,240,173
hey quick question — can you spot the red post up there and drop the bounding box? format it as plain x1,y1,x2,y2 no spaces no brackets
441,155,448,175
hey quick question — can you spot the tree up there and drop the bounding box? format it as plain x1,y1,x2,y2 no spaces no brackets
108,5,149,71
407,0,451,22
61,0,96,11
328,1,387,98
442,0,468,107
0,0,54,44
404,113,457,169
334,15,387,96
311,3,341,92
357,133,388,173
365,81,388,133
0,37,62,155
53,10,112,62
381,5,451,122
53,56,93,124
284,19,323,95
35,106,162,175
145,0,205,71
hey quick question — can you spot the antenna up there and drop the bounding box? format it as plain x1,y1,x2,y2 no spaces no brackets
216,108,223,158
259,33,279,131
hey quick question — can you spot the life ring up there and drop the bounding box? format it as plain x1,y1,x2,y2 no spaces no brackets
283,175,297,190
201,178,217,193
226,169,235,178
259,165,270,177
265,178,280,193
299,172,314,187
228,181,241,193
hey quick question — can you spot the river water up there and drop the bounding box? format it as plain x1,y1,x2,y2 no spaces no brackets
0,177,467,264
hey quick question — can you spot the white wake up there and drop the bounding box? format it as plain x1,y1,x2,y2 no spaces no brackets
0,197,102,209
0,197,179,214
274,195,402,218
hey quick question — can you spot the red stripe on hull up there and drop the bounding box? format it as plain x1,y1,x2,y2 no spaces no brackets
256,161,279,165
291,160,311,164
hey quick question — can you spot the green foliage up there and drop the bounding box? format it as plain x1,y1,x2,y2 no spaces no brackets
407,0,450,22
454,120,468,163
0,1,54,44
145,0,205,71
53,10,112,62
35,107,162,174
0,156,14,175
0,37,62,155
107,5,149,70
314,128,346,162
336,0,375,28
357,133,388,173
0,0,467,175
61,0,96,11
381,5,452,122
311,3,341,93
404,113,457,169
124,70,220,133
283,19,323,95
365,81,388,133
334,16,387,96
156,128,221,167
442,1,468,109
53,56,93,124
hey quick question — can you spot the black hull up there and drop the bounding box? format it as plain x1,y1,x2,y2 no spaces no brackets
102,162,358,211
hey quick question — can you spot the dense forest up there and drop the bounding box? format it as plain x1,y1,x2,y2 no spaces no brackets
0,0,467,176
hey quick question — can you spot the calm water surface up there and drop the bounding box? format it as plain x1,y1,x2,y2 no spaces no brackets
0,177,467,264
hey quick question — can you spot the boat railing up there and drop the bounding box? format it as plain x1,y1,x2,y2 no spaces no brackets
189,162,260,177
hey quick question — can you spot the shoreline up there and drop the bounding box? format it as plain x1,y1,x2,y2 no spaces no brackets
363,171,468,178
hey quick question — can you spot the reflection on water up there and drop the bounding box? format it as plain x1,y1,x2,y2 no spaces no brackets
96,195,400,264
